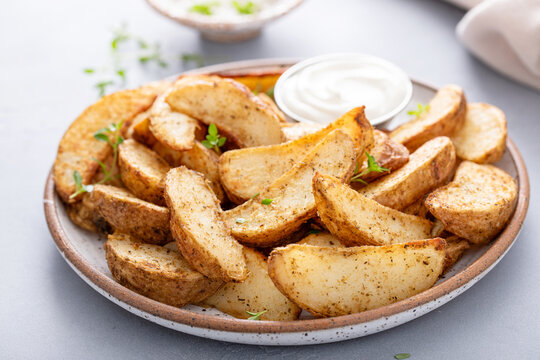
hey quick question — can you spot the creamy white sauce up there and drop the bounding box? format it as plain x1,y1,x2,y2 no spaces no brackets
156,0,283,21
276,55,411,125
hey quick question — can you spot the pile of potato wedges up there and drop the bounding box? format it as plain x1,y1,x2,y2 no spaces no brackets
54,71,517,320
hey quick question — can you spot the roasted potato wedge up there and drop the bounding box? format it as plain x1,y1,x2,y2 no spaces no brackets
280,122,323,142
164,167,247,281
452,103,507,164
268,239,446,317
390,85,466,151
314,173,436,246
425,161,517,244
66,192,110,234
220,71,282,94
359,136,456,210
401,194,430,218
93,184,170,245
297,232,343,247
105,233,222,307
443,235,470,273
258,93,287,122
118,139,170,205
54,88,158,203
223,130,357,247
165,75,283,148
202,247,301,321
219,107,373,203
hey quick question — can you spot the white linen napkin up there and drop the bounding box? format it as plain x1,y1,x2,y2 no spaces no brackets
452,0,540,91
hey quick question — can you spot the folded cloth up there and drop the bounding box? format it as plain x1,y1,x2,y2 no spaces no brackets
455,0,540,91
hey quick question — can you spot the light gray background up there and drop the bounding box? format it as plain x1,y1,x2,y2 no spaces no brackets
1,0,539,358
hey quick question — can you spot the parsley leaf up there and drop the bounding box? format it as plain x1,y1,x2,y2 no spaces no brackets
201,123,227,154
394,354,411,359
407,103,430,119
232,1,256,15
351,152,389,184
261,198,273,205
246,310,267,320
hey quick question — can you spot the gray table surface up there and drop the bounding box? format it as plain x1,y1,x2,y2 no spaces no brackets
1,0,539,358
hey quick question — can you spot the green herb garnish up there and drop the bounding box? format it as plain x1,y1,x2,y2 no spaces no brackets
232,1,256,15
139,43,167,68
235,218,247,224
407,103,430,118
83,68,95,74
189,2,219,15
111,23,130,50
181,53,205,68
394,354,411,359
246,310,267,320
265,85,274,99
201,123,227,154
69,171,94,199
251,192,260,199
261,198,273,205
95,81,115,97
350,152,389,184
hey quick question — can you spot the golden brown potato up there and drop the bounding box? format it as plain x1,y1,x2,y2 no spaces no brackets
297,232,343,247
219,107,373,203
268,239,446,317
220,71,282,94
202,247,301,321
92,184,170,245
66,192,110,233
359,136,456,211
425,161,518,244
401,194,430,218
258,92,287,122
105,233,222,307
54,87,158,203
280,122,323,142
165,75,283,148
118,139,170,205
313,174,436,246
223,130,357,247
443,235,470,273
164,167,247,281
451,103,507,164
390,85,466,151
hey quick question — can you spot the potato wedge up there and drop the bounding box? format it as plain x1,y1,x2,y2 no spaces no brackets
451,103,507,164
390,85,466,151
297,232,343,247
202,247,301,321
314,174,435,246
54,88,158,203
219,107,373,203
165,75,283,147
359,136,456,210
164,167,247,281
425,161,517,244
223,129,357,247
268,239,446,317
258,92,287,122
105,233,222,307
118,139,170,205
280,122,323,142
92,184,170,245
66,192,110,234
443,235,470,273
401,194,430,218
220,71,282,94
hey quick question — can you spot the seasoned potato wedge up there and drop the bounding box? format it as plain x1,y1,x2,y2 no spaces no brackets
202,247,301,321
268,239,446,317
54,88,157,203
314,174,435,246
93,184,170,245
118,139,170,205
165,75,283,147
390,85,466,151
66,192,110,234
359,136,456,210
105,233,222,307
452,103,507,164
258,92,287,122
149,91,201,151
443,235,470,273
401,194,430,218
280,122,323,142
425,161,517,244
164,167,247,281
219,107,373,203
220,71,282,94
297,232,343,247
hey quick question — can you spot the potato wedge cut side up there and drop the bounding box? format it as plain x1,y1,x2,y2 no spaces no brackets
390,85,466,151
223,130,357,247
314,173,434,246
220,71,282,94
443,235,470,273
165,75,283,147
297,232,343,247
93,185,170,245
451,103,507,164
268,239,446,317
164,167,247,281
105,233,222,307
202,247,301,321
66,192,110,234
219,107,373,203
118,139,170,205
280,122,323,142
359,136,456,210
54,88,158,203
425,161,517,244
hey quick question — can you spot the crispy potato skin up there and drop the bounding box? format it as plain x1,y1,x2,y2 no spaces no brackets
165,167,247,281
92,185,170,245
66,192,111,234
390,85,467,151
202,248,301,321
268,239,446,317
118,139,170,205
425,161,517,244
220,71,282,94
314,174,434,246
219,107,373,203
443,235,470,273
105,233,222,307
297,232,343,247
452,103,507,164
54,88,158,203
165,75,283,148
223,130,357,247
359,136,456,210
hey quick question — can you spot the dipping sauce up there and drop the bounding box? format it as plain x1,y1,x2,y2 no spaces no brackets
275,54,412,125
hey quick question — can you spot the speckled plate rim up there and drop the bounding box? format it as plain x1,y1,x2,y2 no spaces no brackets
44,58,530,335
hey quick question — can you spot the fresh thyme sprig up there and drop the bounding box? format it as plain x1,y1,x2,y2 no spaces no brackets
261,198,273,205
407,103,430,119
350,152,389,185
246,310,267,320
201,123,227,154
181,53,205,68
